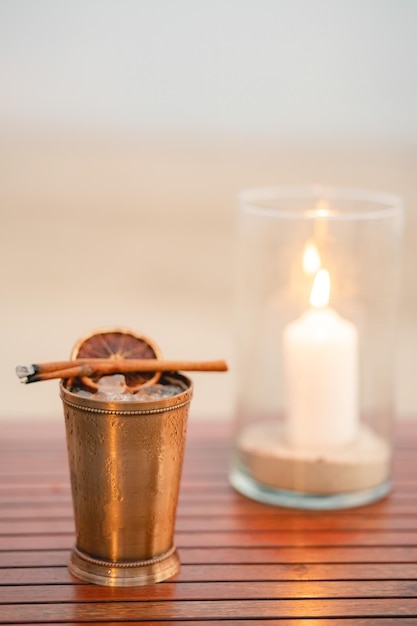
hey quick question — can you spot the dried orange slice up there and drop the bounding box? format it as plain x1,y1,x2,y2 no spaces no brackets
70,326,162,392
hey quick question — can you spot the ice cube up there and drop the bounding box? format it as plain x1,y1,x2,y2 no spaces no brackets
160,384,183,397
74,389,94,399
95,392,136,402
97,374,127,396
133,384,183,401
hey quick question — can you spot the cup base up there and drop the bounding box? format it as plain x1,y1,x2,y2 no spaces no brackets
69,544,180,586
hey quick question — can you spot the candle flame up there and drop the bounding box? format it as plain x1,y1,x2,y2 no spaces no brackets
302,242,321,275
310,269,330,308
315,199,330,217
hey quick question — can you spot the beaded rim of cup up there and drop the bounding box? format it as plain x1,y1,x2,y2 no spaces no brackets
60,372,193,415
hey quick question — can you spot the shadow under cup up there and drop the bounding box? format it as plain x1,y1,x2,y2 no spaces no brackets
60,372,192,586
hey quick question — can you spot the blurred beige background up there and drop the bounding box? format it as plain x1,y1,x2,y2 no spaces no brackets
1,1,416,421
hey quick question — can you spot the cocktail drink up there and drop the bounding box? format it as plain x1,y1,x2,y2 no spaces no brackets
17,327,227,586
61,368,192,586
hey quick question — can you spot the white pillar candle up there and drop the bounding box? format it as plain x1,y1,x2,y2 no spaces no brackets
283,269,359,449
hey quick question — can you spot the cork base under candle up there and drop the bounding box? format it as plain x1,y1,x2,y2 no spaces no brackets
230,421,391,509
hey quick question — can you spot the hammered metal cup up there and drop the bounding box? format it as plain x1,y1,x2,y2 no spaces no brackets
60,373,192,586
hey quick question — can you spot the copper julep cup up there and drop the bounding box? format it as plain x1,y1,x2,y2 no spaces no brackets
60,373,192,586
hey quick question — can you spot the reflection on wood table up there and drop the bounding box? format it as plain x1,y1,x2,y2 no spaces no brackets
1,419,417,624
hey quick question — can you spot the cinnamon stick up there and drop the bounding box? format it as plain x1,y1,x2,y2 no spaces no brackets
16,358,228,384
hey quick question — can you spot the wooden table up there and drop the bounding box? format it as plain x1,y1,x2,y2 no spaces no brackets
1,419,417,624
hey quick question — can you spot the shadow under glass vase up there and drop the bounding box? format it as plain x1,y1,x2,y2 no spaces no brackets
60,373,192,586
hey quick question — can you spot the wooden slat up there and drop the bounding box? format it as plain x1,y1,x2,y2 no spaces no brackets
2,579,417,603
3,513,417,531
178,530,417,547
2,562,417,585
2,530,417,551
2,545,417,566
1,598,417,622
20,621,417,626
